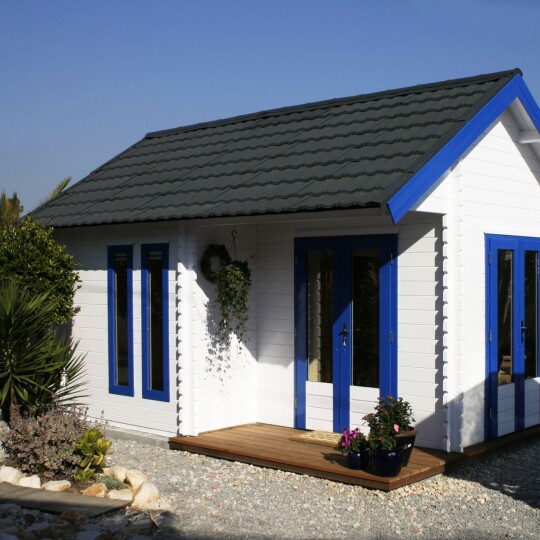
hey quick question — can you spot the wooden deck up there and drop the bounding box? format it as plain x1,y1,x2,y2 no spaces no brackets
170,423,540,491
170,423,460,491
0,483,130,517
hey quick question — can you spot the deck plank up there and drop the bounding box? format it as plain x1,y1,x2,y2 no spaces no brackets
0,483,130,517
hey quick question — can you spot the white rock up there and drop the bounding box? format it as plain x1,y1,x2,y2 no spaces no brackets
18,475,41,489
125,469,148,492
42,480,71,492
104,465,127,483
0,466,23,485
81,483,107,497
132,481,159,508
107,488,133,502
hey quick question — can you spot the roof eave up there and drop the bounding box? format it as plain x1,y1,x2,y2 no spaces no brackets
387,74,540,224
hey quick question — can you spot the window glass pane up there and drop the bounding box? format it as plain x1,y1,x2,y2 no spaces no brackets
148,252,164,391
307,250,333,383
525,251,538,379
498,250,513,386
351,249,379,388
114,252,129,387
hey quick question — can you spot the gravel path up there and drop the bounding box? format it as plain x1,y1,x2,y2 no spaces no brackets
107,437,540,539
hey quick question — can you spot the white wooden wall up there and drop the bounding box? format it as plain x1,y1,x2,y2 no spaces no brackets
56,222,179,437
416,106,540,449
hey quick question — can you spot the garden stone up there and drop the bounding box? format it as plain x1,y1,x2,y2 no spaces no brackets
0,466,23,485
0,532,19,540
132,481,159,508
18,475,41,489
104,465,127,483
42,480,71,492
125,469,148,491
107,488,133,502
81,483,107,497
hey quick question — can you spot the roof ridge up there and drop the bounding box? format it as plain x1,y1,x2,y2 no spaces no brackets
146,68,521,139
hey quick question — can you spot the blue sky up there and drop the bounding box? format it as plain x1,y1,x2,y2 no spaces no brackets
2,0,540,212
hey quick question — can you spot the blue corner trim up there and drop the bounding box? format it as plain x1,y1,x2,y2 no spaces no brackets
107,245,134,397
141,243,170,402
388,75,540,223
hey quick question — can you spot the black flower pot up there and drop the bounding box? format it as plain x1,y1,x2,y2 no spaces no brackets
371,448,404,477
347,450,369,470
395,427,418,467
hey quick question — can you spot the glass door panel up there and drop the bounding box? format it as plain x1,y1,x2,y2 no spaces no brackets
525,251,538,379
307,250,333,383
352,249,380,388
497,250,513,386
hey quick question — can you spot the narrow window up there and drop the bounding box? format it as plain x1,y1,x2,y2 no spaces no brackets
141,244,169,401
108,246,134,396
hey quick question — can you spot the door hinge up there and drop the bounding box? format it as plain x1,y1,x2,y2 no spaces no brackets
489,407,493,420
295,255,297,267
488,330,492,342
488,252,492,265
294,398,298,410
390,252,394,264
389,331,394,343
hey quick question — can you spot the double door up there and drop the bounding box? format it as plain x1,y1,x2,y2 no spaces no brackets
294,235,397,433
486,235,540,438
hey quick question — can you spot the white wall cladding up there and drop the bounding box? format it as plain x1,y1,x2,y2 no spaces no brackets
55,222,180,437
450,109,540,448
188,223,258,434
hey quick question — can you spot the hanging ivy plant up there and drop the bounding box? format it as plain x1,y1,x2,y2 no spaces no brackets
215,258,251,346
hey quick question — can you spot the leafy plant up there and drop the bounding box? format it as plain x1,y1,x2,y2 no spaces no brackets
1,404,90,479
0,217,80,323
73,428,112,482
363,396,415,450
215,259,251,345
0,280,86,422
337,427,368,454
98,474,126,490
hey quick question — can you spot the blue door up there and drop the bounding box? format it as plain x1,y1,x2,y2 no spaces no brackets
294,235,397,433
486,235,540,439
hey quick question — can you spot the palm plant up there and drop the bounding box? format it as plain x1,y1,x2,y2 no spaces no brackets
0,280,86,423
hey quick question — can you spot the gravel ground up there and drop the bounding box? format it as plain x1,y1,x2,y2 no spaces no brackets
106,437,540,539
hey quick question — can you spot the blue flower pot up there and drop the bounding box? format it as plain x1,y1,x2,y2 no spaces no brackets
371,448,404,477
347,450,369,470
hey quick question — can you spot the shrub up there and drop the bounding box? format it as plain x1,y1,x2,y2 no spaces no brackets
73,428,112,482
0,217,79,324
98,475,125,490
0,280,86,422
1,404,90,479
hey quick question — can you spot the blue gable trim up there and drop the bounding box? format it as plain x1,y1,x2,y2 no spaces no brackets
387,75,540,224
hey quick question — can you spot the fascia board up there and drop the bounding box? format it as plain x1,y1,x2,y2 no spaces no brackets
387,76,540,224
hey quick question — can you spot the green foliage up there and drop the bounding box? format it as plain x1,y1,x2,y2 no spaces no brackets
0,217,80,323
363,396,415,450
0,191,23,226
0,281,86,422
1,404,90,479
98,474,126,490
215,260,251,345
73,428,112,482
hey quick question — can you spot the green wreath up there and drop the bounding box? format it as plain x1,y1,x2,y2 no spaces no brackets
200,244,231,282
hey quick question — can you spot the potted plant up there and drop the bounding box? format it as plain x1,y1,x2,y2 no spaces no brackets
364,396,417,467
365,418,404,477
336,427,369,470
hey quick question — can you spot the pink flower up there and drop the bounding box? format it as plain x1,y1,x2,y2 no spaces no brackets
394,424,400,433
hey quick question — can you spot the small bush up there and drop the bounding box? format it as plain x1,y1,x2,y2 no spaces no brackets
73,428,112,482
98,475,125,490
1,404,90,479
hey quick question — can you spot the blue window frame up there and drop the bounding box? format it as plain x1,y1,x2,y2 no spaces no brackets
485,234,540,439
294,234,397,432
141,243,170,402
108,245,134,396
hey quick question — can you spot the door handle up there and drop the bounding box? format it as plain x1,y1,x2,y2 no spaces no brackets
521,321,527,343
339,322,349,346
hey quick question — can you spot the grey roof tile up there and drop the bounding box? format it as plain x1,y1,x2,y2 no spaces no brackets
32,69,521,227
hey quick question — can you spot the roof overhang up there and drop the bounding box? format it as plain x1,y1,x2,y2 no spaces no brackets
387,75,540,224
